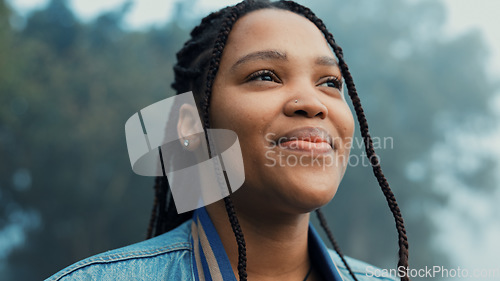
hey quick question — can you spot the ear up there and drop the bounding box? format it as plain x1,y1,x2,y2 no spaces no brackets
177,103,203,151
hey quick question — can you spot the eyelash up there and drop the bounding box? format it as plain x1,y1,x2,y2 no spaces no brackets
246,70,280,83
246,70,342,90
318,76,342,90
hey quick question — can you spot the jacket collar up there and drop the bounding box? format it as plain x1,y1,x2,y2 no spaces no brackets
191,207,345,281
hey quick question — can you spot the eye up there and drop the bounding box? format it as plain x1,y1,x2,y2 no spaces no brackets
318,76,342,90
246,70,281,83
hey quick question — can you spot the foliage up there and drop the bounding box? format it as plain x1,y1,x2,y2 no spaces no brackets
0,0,497,280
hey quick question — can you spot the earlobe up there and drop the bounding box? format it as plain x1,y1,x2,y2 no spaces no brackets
177,103,203,151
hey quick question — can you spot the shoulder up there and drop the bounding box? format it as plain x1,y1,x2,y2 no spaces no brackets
328,249,398,281
45,220,194,281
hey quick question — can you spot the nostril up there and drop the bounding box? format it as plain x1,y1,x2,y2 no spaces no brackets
315,111,325,118
293,109,325,118
294,109,308,116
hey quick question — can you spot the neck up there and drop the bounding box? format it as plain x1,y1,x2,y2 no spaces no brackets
205,200,314,281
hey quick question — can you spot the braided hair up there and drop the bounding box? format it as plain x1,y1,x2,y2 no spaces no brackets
147,1,410,280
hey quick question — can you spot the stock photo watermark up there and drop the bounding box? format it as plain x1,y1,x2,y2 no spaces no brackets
366,266,499,279
263,133,394,169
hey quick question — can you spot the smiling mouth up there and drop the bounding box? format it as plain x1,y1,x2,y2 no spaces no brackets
275,127,334,153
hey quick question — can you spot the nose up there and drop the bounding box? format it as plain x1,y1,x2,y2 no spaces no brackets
284,87,328,119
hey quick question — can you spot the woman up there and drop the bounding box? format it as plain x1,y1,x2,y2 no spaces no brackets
47,1,409,280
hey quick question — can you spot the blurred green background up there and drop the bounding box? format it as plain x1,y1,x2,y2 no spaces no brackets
1,0,499,280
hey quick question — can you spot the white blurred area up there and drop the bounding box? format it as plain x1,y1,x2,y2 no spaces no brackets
6,0,500,279
436,1,500,279
441,0,500,79
7,0,500,76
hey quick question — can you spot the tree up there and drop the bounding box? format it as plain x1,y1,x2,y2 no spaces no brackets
1,0,176,279
23,0,79,53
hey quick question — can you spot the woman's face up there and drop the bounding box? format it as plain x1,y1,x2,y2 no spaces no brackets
210,9,355,215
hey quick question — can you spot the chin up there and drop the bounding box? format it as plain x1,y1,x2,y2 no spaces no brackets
280,173,340,214
297,186,338,213
232,161,345,215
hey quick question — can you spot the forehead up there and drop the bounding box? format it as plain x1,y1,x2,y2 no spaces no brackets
224,8,334,59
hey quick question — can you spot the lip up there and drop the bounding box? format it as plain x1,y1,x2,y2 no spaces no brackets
275,127,334,153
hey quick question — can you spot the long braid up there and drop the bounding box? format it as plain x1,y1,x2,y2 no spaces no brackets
202,2,248,120
146,176,161,239
201,2,249,280
147,7,230,239
224,197,248,281
316,209,359,281
282,1,410,279
333,30,410,281
155,176,167,236
147,4,236,240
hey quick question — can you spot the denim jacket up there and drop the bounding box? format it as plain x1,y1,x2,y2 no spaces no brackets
46,207,397,281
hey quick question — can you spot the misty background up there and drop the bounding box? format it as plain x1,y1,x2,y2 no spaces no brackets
1,0,499,280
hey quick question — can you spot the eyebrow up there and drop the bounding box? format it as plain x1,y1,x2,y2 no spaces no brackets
231,50,287,71
315,56,339,67
230,50,340,71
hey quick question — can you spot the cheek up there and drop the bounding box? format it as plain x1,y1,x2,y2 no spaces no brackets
342,113,355,140
210,99,258,133
210,85,279,132
330,101,355,138
329,102,355,160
